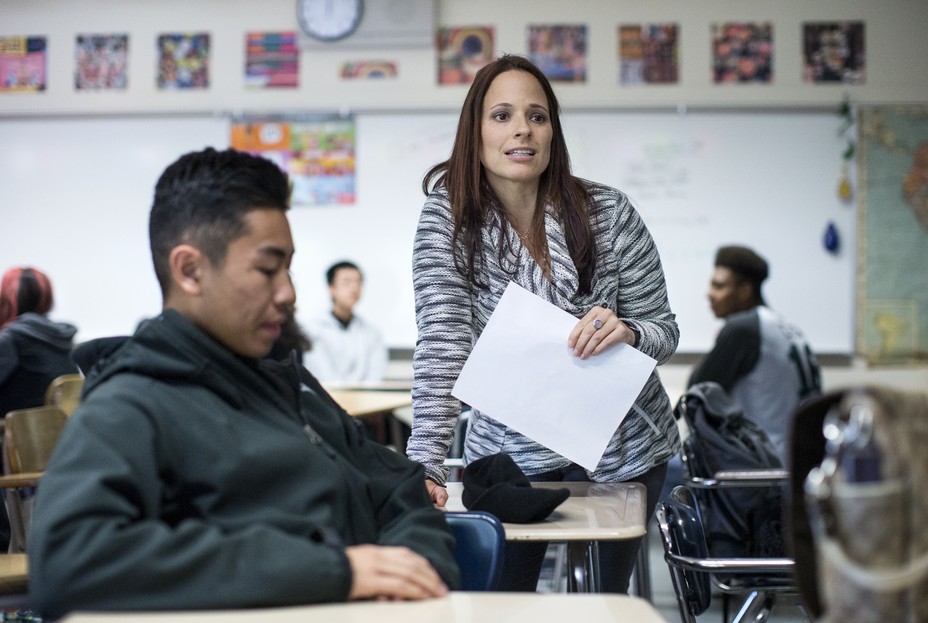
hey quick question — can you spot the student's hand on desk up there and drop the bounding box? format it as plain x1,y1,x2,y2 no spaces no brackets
345,544,448,601
568,306,636,360
425,479,448,507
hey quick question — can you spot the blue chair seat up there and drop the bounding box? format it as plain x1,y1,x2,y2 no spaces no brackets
444,510,505,591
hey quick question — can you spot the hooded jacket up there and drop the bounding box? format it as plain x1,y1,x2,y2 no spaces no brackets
0,312,78,415
27,310,459,619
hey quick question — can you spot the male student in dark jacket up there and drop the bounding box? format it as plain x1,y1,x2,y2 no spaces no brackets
28,148,459,620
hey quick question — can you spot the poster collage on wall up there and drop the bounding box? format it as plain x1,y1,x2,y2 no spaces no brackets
0,21,866,93
434,21,865,85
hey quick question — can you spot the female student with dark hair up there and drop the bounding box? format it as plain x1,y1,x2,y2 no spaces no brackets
0,266,79,415
406,55,680,592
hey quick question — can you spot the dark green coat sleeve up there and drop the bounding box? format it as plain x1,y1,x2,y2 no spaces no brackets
29,385,350,620
296,369,461,589
29,371,459,621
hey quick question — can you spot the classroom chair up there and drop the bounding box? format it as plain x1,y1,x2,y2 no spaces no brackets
673,382,793,617
2,405,68,553
656,485,801,623
444,510,505,591
44,373,84,416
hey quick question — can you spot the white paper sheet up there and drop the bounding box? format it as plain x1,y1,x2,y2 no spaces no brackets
451,281,657,471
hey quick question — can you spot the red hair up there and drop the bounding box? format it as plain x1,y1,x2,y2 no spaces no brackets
0,267,54,328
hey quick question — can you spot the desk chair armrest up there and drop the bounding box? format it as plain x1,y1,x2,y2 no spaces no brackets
0,472,42,488
686,469,789,488
664,551,795,574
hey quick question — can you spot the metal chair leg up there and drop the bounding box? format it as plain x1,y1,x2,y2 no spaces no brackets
632,525,652,601
566,541,600,592
549,542,567,591
731,590,775,623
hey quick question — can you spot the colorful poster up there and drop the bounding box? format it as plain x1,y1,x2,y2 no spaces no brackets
619,23,678,85
437,26,494,85
157,32,210,90
230,119,356,206
340,61,398,79
802,22,865,84
75,34,128,90
245,31,299,89
711,22,773,84
0,36,47,92
856,107,928,364
527,25,587,83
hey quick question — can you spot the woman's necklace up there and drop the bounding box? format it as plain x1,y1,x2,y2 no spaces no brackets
512,222,551,276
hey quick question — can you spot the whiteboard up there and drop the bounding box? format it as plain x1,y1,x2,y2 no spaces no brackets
0,111,855,354
562,112,856,355
0,117,229,341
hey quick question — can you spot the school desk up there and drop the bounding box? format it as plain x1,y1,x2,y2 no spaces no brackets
444,481,647,593
58,592,666,623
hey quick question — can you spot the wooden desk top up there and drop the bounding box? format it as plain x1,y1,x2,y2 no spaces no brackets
444,481,647,542
0,553,28,593
59,592,665,623
325,389,412,418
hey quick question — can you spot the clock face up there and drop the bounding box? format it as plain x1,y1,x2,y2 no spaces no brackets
297,0,364,42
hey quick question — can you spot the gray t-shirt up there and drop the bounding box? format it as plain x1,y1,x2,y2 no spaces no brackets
689,305,821,461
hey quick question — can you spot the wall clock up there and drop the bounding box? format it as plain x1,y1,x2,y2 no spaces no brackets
297,0,364,42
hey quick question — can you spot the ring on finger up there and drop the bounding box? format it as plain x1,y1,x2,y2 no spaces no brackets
593,319,603,330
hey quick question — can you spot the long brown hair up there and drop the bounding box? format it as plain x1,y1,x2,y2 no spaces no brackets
422,55,596,294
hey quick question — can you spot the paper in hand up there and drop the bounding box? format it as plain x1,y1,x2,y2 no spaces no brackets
451,282,657,471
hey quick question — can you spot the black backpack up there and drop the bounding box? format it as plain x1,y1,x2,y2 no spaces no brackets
674,382,786,559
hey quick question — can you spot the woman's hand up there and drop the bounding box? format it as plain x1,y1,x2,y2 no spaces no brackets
425,479,448,507
567,306,637,360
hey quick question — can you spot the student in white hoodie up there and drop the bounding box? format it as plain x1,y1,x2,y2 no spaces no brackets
304,261,387,383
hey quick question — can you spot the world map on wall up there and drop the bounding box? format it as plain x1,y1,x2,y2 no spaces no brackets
857,107,928,364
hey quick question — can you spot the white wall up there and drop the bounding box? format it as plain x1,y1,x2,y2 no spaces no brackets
2,0,927,391
2,0,928,116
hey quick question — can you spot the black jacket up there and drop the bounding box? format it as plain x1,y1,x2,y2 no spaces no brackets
28,310,459,619
0,312,78,414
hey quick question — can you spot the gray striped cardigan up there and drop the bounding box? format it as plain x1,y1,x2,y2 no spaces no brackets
407,181,681,485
